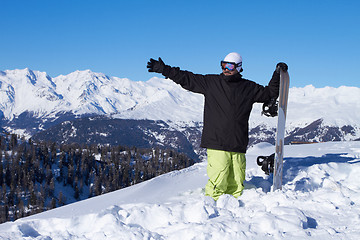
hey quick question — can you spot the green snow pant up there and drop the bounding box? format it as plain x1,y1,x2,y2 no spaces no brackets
205,149,246,201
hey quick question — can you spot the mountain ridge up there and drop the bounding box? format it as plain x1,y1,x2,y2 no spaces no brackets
1,68,359,155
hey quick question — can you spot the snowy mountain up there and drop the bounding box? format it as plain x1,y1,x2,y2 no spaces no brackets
0,68,203,122
32,117,202,160
1,141,359,239
1,68,360,147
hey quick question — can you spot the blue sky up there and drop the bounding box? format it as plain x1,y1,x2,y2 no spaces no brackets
1,0,359,87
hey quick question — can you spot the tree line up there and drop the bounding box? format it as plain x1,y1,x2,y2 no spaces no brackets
0,133,195,224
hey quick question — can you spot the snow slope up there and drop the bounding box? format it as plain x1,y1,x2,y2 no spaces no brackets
1,141,360,239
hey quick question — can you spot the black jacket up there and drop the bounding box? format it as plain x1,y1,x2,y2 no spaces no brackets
162,66,280,153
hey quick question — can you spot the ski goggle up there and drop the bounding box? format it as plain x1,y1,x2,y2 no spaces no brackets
221,61,242,71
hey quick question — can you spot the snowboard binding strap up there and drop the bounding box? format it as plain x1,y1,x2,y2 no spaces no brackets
257,153,275,175
262,98,278,117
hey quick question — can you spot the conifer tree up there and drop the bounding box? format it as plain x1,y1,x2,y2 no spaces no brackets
50,197,56,209
74,184,80,200
58,191,65,206
0,164,3,186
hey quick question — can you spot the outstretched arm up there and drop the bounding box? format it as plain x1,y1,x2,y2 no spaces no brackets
147,57,208,94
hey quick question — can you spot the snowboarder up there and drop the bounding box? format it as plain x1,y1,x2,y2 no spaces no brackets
147,53,288,200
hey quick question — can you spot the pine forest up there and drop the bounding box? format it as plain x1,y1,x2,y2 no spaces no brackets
0,133,195,223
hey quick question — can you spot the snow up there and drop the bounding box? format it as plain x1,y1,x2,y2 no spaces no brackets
2,68,360,137
1,141,360,239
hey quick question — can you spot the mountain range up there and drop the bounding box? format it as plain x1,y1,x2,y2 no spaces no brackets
1,68,359,159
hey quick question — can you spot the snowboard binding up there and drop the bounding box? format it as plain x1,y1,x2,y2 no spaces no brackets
262,98,278,117
257,153,275,175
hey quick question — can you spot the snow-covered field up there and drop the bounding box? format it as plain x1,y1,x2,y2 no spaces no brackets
1,141,360,239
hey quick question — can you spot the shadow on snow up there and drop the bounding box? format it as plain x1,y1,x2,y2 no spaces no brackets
245,153,359,193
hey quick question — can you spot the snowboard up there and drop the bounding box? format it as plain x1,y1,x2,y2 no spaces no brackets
272,69,290,191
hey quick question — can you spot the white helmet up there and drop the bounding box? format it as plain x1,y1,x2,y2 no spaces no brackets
223,52,242,72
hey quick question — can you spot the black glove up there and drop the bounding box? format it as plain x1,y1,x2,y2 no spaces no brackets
147,57,166,73
276,62,288,73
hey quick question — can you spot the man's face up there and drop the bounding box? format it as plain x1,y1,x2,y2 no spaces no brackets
222,68,238,76
221,61,239,76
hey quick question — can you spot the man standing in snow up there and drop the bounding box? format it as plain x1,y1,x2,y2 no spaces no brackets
147,53,287,200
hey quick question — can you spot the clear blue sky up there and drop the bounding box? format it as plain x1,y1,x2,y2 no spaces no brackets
1,0,359,87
